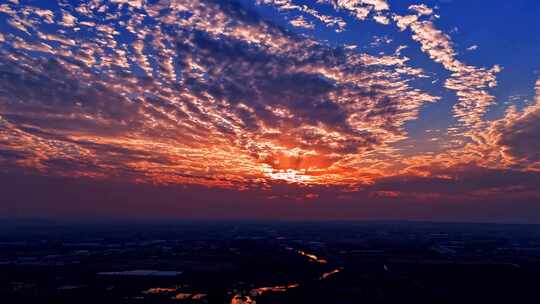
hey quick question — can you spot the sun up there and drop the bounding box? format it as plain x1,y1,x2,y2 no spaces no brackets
261,164,313,183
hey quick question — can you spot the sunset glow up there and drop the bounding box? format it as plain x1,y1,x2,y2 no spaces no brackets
1,0,539,221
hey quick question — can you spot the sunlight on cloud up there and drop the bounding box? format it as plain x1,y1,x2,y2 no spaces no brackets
0,0,538,202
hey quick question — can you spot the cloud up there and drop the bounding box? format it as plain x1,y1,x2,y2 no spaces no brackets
0,0,537,217
321,0,389,20
257,0,347,31
373,14,390,25
2,168,540,222
499,112,540,163
289,15,315,29
375,163,540,196
495,80,540,167
408,4,434,16
392,10,501,130
0,0,437,187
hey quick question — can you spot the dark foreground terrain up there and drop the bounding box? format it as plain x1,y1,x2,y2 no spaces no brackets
1,220,539,303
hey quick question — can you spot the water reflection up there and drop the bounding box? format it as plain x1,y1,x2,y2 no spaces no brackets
297,250,327,264
321,268,343,280
231,294,256,304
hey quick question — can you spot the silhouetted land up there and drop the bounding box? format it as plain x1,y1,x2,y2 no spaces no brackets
1,220,539,303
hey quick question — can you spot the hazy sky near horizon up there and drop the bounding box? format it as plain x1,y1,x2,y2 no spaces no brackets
1,0,540,222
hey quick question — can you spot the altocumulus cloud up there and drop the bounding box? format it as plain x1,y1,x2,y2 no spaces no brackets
0,0,539,218
0,0,438,186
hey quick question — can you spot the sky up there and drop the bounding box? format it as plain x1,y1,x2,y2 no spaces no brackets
1,0,540,222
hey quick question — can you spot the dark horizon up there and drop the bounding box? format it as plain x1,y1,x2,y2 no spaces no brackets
2,218,540,304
